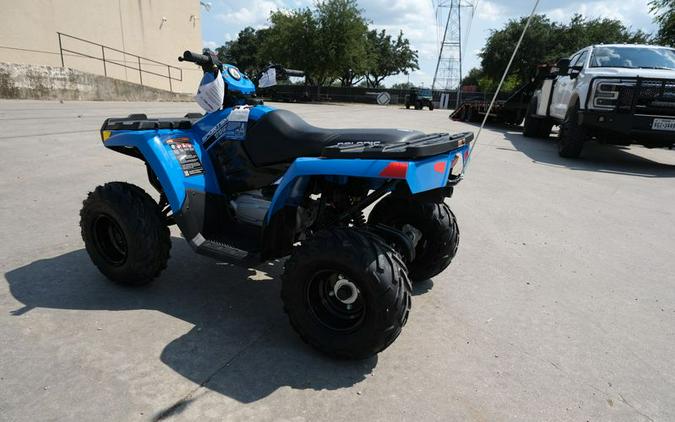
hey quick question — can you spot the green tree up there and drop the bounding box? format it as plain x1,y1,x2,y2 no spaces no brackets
364,29,418,87
480,14,652,87
650,0,675,45
215,27,264,77
258,0,371,86
258,8,322,84
461,67,483,86
390,82,415,90
214,0,417,88
314,0,370,87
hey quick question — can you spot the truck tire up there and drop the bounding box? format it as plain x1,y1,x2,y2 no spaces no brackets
80,182,171,286
558,101,586,158
369,197,459,282
523,97,552,138
428,102,434,111
282,228,411,359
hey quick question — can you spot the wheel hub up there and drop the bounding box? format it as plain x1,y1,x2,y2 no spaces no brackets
401,224,423,249
92,214,128,266
332,278,359,305
306,271,365,332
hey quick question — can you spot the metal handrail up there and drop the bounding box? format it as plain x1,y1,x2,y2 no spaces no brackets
57,32,182,92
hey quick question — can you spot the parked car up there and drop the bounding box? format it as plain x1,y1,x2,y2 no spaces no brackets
524,44,675,158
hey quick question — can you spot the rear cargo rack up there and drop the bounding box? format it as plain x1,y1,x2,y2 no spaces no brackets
321,132,473,159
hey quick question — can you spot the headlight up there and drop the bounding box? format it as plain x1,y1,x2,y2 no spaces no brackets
591,79,636,110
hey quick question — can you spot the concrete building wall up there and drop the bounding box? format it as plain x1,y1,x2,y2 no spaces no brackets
0,0,203,93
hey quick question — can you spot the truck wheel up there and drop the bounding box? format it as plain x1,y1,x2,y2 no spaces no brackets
369,197,459,282
405,103,410,109
558,102,586,158
80,182,171,286
282,229,411,359
428,102,434,111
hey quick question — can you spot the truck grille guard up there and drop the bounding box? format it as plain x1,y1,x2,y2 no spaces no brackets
616,77,675,117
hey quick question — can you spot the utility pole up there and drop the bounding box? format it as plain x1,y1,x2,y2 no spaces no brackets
431,0,474,108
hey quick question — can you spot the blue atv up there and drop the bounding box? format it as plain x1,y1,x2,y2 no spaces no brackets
80,50,473,359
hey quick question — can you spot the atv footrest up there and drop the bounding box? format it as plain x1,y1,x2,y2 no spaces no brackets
321,132,473,159
190,234,259,266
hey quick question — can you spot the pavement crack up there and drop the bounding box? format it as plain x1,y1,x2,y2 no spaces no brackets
618,393,655,422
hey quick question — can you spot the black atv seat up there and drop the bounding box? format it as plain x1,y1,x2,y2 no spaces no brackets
244,109,429,166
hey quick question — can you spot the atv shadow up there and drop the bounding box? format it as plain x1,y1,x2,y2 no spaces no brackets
4,239,376,408
501,130,675,178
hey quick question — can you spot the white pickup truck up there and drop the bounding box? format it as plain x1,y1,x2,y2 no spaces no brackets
523,44,675,158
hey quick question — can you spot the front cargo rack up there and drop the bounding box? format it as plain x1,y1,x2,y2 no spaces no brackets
101,113,204,131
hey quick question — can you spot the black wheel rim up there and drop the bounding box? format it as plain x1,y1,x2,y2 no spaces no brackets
306,270,366,332
92,214,128,266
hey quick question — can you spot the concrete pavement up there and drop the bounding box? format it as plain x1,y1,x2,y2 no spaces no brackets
1,100,674,421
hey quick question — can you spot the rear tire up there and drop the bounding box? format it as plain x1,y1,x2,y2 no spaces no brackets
558,101,586,158
80,182,171,286
282,229,411,359
369,197,459,282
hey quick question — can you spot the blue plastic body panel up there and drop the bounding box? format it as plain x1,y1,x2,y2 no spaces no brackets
103,104,274,211
264,145,470,223
102,104,470,225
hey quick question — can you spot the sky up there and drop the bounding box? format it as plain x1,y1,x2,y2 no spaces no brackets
200,0,660,87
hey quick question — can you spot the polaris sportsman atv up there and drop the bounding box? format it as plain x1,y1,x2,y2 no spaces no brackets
80,50,473,359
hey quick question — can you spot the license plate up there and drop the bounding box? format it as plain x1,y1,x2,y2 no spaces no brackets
652,118,675,131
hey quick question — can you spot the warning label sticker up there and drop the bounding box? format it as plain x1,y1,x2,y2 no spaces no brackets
166,138,204,177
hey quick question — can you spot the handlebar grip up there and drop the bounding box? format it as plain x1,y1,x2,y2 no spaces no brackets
179,50,211,65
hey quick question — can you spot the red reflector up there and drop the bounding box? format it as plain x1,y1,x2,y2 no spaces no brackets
433,161,446,173
379,162,408,179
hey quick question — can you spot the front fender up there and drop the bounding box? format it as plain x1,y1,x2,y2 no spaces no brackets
103,130,219,211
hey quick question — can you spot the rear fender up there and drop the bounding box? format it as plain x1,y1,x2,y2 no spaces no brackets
103,130,221,211
265,143,470,224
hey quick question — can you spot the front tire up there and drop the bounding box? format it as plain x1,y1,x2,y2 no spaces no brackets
369,197,459,282
558,101,586,158
282,229,411,359
80,182,171,286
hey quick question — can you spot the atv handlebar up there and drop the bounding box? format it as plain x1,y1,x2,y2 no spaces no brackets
178,50,211,66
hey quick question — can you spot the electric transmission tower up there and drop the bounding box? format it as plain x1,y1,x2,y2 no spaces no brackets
432,0,475,107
